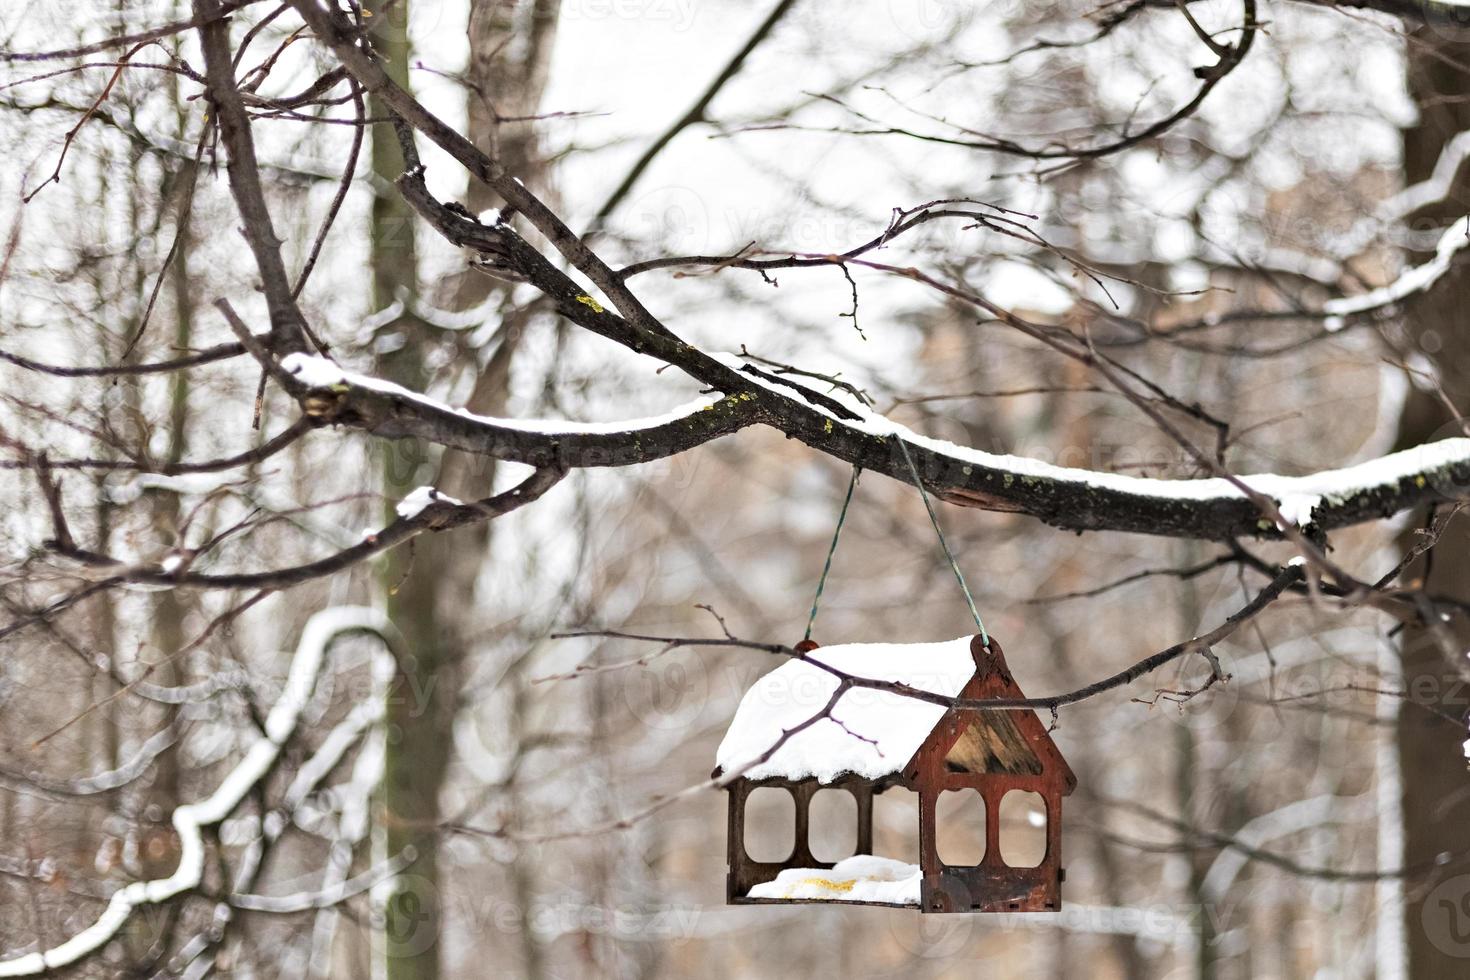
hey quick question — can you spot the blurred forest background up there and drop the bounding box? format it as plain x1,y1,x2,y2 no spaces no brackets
3,0,1470,978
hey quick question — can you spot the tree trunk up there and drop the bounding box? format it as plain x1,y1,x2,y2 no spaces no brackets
370,4,559,977
363,2,444,977
1396,25,1470,980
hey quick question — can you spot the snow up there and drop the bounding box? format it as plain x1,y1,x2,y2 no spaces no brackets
281,352,722,435
0,606,390,979
282,352,350,389
1323,220,1470,331
710,353,1470,519
283,346,1470,530
276,349,1470,524
21,726,177,796
714,636,974,783
230,852,413,914
360,300,406,333
1276,493,1321,528
107,471,241,505
746,855,921,905
360,291,502,336
1384,135,1470,227
395,485,462,519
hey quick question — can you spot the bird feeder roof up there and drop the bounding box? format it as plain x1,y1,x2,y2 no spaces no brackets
714,636,977,784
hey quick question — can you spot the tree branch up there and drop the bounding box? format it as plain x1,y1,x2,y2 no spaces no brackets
194,0,312,354
0,607,389,978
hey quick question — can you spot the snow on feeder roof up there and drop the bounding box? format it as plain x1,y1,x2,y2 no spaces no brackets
714,636,977,784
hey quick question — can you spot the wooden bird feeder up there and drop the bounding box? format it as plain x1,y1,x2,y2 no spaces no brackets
714,634,1076,913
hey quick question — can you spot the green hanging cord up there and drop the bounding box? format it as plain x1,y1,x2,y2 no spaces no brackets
804,465,862,642
893,436,990,649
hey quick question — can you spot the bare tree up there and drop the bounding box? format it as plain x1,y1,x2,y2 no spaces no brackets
2,0,1470,976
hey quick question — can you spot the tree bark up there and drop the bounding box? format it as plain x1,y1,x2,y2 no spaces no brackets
371,4,560,978
362,3,445,978
1397,25,1470,980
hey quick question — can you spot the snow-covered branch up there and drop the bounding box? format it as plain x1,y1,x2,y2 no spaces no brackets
37,464,565,594
0,606,390,978
0,725,178,796
282,347,1470,541
1295,0,1470,25
229,850,414,914
1324,220,1470,331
